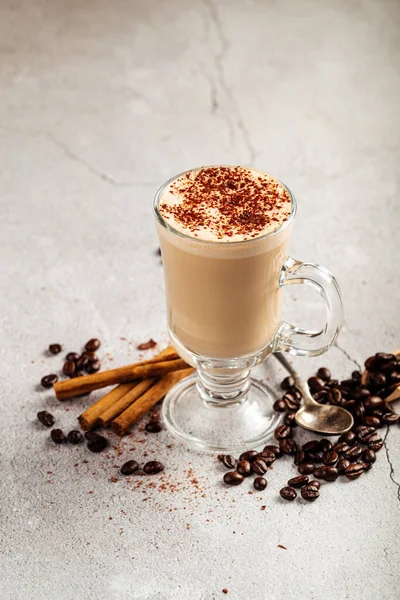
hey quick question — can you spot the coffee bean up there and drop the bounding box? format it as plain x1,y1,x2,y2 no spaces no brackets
76,354,89,370
256,451,276,465
390,371,400,385
367,436,383,452
274,425,291,440
239,450,258,462
356,426,376,443
343,445,363,461
279,438,297,455
302,440,320,452
354,404,366,423
331,442,350,454
120,460,139,475
369,373,386,390
345,463,365,480
322,450,339,466
294,450,306,466
298,462,315,475
224,471,244,486
67,430,83,444
313,390,329,403
37,410,55,427
83,351,98,361
340,378,359,389
281,376,295,390
273,399,287,412
337,458,351,474
86,360,101,374
51,428,66,444
363,415,381,428
49,344,62,355
364,395,384,410
87,434,108,453
263,445,282,458
354,387,371,401
326,379,339,388
284,412,297,426
145,420,162,433
301,485,319,501
41,374,58,388
342,400,357,410
237,460,252,477
322,466,339,482
363,449,376,464
283,393,300,411
254,477,267,491
294,387,303,400
309,479,321,489
369,408,385,419
318,439,332,453
251,458,268,475
288,475,309,488
217,455,237,469
364,356,378,372
375,352,396,365
317,367,331,381
307,377,325,393
313,466,327,479
85,338,101,352
380,360,399,375
280,486,297,501
306,452,322,463
382,412,399,425
143,461,164,475
329,389,342,405
381,384,400,399
63,359,76,377
66,352,80,362
352,370,362,381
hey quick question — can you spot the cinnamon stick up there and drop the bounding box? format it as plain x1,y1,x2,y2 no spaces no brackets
78,383,136,430
54,356,185,400
111,368,194,436
77,346,175,430
97,379,156,428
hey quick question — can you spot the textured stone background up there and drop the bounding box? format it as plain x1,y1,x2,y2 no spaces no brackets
0,1,399,599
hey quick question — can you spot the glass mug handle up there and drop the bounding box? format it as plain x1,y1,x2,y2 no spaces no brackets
273,257,344,357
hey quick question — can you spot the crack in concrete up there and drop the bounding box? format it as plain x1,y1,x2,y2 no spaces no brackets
383,427,400,502
46,134,156,188
202,0,256,163
1,125,158,188
334,341,362,370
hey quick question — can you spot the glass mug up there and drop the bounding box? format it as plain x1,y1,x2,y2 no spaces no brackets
154,167,344,452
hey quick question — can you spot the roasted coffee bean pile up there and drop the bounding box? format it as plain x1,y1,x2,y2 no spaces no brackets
219,352,399,501
40,338,102,388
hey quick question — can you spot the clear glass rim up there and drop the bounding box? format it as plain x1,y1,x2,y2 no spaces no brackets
153,165,297,246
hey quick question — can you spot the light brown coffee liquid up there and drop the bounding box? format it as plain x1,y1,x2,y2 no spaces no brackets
157,223,291,358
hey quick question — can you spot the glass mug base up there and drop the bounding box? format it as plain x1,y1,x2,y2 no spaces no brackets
162,371,282,453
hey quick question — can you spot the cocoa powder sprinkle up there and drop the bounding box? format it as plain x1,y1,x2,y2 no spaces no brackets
159,166,291,241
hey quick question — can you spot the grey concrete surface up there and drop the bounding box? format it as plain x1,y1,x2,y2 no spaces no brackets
0,1,399,599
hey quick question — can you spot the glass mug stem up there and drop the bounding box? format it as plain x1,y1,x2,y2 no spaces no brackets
197,368,252,407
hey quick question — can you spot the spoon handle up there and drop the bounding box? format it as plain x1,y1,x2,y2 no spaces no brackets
274,353,316,407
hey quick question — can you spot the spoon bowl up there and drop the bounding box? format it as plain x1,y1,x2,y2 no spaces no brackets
274,353,354,436
295,403,353,435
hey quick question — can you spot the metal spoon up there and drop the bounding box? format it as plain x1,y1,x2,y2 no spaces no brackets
274,353,354,435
